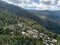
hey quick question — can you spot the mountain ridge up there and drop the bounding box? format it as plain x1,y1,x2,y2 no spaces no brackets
0,0,60,34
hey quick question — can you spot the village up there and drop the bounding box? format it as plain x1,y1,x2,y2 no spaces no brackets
3,22,57,45
22,29,57,45
19,22,58,45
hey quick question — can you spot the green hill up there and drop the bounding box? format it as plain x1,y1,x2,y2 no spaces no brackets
0,8,60,45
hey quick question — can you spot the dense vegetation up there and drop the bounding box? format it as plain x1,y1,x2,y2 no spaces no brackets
30,10,60,34
0,8,60,45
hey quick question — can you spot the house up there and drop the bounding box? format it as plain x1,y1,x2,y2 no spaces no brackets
48,39,57,45
51,39,57,45
8,25,14,29
26,29,38,38
22,31,26,35
22,31,29,37
4,25,14,30
17,23,23,27
32,29,38,33
40,33,44,37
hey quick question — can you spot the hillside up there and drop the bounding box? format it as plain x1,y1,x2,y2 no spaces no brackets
0,0,60,45
29,10,60,34
0,8,60,45
30,10,60,22
0,0,60,34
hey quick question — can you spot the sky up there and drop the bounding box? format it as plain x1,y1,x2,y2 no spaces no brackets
1,0,60,10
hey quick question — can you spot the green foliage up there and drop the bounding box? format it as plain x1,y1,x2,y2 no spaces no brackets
0,8,60,45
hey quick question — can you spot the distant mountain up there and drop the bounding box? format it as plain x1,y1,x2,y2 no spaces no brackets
0,0,60,34
30,10,60,34
30,10,60,22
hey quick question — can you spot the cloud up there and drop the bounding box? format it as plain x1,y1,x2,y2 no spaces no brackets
1,0,60,10
57,0,60,6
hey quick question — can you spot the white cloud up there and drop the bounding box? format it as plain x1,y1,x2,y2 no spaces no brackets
57,0,60,5
1,0,60,10
36,3,48,10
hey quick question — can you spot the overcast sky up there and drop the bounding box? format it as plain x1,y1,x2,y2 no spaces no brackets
1,0,60,10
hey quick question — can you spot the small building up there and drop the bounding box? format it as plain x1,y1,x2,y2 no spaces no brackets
32,29,38,33
22,31,26,35
51,39,57,43
26,29,38,38
17,23,23,27
50,39,57,45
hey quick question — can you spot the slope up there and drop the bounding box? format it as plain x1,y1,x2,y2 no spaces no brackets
30,10,60,22
0,0,60,34
0,7,59,45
